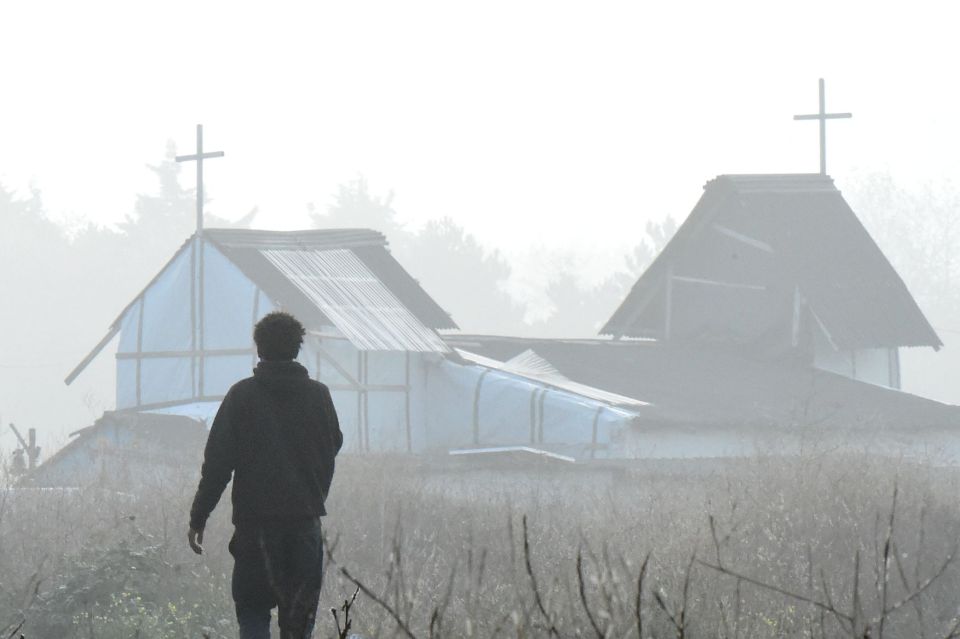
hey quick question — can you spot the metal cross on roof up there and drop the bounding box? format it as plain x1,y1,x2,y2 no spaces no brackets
175,124,224,234
793,78,851,175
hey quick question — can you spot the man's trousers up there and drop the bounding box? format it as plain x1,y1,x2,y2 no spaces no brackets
230,516,324,639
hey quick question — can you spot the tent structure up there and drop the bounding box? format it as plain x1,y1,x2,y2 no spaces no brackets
602,174,942,389
64,228,455,450
47,227,645,485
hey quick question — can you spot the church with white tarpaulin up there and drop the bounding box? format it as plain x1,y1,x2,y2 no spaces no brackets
27,113,960,485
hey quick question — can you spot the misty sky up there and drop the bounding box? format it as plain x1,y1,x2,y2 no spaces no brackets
2,0,958,258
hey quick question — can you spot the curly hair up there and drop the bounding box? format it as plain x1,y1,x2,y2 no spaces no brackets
254,311,306,361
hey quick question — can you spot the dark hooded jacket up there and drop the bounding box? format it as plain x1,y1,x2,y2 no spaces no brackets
189,360,343,531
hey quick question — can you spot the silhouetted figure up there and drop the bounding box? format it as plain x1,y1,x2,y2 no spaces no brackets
188,312,343,639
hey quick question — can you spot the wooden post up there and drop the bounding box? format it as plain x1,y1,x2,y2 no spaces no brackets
664,262,674,341
529,388,540,443
590,406,603,460
404,351,412,453
27,429,37,470
136,297,145,406
472,371,490,446
791,286,803,348
356,351,363,452
362,352,370,452
190,238,197,398
9,424,40,471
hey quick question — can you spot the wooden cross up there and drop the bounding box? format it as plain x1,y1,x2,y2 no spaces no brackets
175,124,224,400
175,124,224,234
793,78,851,175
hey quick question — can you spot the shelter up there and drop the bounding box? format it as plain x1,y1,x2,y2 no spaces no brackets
64,228,456,453
51,227,642,483
29,411,207,487
602,174,942,389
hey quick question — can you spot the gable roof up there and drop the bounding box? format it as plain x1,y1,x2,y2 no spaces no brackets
204,228,456,332
602,174,941,351
66,228,455,384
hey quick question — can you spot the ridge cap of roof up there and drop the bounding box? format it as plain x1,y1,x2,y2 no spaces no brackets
707,173,838,194
203,227,388,249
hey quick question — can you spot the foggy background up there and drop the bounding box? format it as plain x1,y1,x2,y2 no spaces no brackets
2,0,958,453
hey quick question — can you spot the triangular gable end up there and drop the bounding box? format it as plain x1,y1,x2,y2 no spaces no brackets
66,229,457,412
602,174,941,355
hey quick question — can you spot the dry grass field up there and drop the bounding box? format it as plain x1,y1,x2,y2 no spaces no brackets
2,450,960,638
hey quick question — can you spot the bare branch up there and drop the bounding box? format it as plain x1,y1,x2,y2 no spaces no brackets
878,482,898,639
577,548,605,639
340,566,419,639
699,559,853,625
881,545,957,619
522,515,560,638
636,552,650,639
332,586,360,639
653,587,684,638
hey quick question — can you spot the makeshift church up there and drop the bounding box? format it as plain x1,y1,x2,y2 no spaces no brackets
602,174,942,389
40,225,645,485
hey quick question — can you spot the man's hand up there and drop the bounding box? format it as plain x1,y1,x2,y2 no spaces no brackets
188,527,204,555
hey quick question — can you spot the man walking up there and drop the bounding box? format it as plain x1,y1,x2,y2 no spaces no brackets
188,311,343,639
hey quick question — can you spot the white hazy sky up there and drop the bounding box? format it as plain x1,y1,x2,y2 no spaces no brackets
2,0,958,258
2,1,960,452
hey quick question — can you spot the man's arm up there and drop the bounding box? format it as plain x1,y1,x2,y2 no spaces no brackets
188,390,238,550
318,384,342,502
322,384,343,455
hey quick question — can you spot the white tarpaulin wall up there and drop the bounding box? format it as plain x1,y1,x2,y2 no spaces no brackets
306,334,432,454
115,239,275,410
111,237,639,459
422,358,639,459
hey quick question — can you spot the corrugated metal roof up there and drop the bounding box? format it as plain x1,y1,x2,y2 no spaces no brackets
262,248,449,352
67,228,456,384
208,229,457,331
602,174,941,351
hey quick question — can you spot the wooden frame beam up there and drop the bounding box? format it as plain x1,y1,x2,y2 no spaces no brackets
712,223,774,253
116,348,255,360
64,327,120,385
671,275,766,291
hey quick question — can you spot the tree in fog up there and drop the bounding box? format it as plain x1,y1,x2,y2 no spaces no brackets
528,217,678,337
309,176,407,250
116,142,195,271
620,216,678,284
309,178,682,337
403,217,526,334
845,173,960,403
118,142,255,282
847,173,960,318
310,178,526,334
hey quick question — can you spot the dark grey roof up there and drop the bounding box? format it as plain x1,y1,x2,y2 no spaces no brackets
602,174,941,351
445,335,960,430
